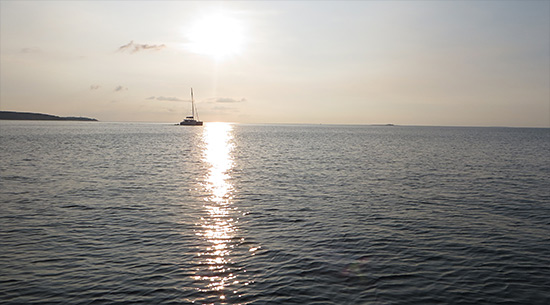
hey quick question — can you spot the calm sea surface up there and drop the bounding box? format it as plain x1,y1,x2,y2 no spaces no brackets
1,121,549,304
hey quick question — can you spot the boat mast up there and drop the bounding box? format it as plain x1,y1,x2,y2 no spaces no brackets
191,88,195,119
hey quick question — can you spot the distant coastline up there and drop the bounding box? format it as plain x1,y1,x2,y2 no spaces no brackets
0,111,98,121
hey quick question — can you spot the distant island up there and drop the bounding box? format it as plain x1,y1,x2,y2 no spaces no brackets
0,111,98,121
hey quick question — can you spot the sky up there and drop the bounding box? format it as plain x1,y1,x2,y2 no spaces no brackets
1,1,549,127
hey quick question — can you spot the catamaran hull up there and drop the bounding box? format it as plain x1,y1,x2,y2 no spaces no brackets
179,121,203,126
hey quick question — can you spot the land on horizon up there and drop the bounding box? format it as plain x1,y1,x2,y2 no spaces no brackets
0,111,98,121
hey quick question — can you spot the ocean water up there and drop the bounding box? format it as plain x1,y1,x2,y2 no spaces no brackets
1,121,549,304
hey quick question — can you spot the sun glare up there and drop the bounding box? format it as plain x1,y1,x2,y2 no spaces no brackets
186,12,245,60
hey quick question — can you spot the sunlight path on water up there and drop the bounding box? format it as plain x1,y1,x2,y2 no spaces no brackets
193,122,245,303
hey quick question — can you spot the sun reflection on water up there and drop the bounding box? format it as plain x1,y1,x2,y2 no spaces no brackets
194,122,240,302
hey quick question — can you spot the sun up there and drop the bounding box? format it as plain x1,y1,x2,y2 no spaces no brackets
186,12,245,60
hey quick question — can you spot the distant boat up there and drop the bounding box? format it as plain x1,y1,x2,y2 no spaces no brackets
179,88,203,126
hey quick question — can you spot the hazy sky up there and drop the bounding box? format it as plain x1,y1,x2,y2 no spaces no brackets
1,1,549,126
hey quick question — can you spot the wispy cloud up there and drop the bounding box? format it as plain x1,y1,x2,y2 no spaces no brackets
118,40,166,53
214,97,247,103
147,95,246,103
90,85,100,90
147,96,186,102
158,96,185,102
114,85,128,92
20,47,41,54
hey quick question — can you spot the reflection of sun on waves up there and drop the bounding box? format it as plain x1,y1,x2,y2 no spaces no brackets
193,122,250,303
203,123,234,204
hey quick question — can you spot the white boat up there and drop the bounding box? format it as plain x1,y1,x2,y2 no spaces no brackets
179,88,203,126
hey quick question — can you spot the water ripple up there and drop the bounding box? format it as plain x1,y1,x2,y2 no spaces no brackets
1,122,549,304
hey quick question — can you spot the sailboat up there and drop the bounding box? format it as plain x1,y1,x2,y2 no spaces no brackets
179,88,203,126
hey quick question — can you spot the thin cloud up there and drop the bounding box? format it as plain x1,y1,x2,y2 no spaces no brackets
20,47,41,54
114,85,128,92
118,40,166,53
215,97,246,103
147,96,186,102
157,96,185,102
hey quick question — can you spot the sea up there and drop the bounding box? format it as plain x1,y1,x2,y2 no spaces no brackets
1,121,549,305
